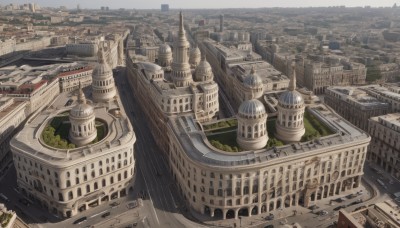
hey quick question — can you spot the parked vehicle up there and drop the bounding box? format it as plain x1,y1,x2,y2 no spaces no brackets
0,193,9,202
101,212,111,218
73,216,87,225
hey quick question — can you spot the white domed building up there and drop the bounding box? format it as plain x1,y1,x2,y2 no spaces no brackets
194,55,213,82
243,67,263,100
69,83,97,147
236,99,268,150
189,46,201,68
275,64,305,142
158,43,172,68
92,46,117,102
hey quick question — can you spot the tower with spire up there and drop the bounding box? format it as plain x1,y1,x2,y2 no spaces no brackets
171,12,193,87
92,45,117,102
69,82,97,147
275,62,305,142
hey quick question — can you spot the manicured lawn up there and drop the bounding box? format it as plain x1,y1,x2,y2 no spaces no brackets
205,110,334,152
42,115,107,149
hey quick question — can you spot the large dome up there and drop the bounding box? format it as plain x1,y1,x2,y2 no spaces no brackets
190,47,201,58
278,90,304,107
93,62,112,79
159,43,172,54
244,68,263,88
238,99,266,118
70,103,94,118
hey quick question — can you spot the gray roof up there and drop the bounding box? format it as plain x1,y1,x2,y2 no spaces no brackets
238,99,266,118
278,90,304,106
168,104,370,168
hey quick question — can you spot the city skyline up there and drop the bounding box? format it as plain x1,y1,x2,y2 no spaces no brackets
2,0,400,9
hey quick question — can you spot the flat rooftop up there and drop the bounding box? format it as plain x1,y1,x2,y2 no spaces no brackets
168,104,370,167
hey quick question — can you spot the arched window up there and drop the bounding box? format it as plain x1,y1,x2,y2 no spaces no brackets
94,182,98,190
77,188,82,197
118,173,121,181
66,180,71,187
102,179,106,187
99,169,103,175
58,193,64,201
124,171,127,179
86,184,90,193
76,177,79,184
68,191,73,200
110,176,114,184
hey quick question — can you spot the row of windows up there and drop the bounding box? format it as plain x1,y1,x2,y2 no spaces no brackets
64,169,132,201
93,78,114,87
66,158,132,187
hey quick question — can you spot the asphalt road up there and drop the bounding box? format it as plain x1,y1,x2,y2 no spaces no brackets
0,67,205,228
114,68,204,228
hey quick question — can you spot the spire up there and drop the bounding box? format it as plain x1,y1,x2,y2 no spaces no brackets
250,65,256,74
201,52,206,61
289,62,296,91
97,45,105,64
77,81,86,104
179,11,184,34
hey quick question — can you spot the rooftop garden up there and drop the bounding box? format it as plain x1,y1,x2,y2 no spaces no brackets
41,113,106,149
0,212,13,228
203,109,334,153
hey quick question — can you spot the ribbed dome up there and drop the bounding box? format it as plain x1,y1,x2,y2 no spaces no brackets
195,57,212,74
190,47,201,57
278,90,304,106
159,43,172,54
140,62,162,72
244,68,263,88
93,62,112,79
70,103,94,118
238,99,266,118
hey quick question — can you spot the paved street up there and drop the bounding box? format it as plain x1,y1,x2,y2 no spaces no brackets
0,67,206,228
0,66,399,228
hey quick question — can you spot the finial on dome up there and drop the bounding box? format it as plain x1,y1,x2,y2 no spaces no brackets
77,81,86,104
250,65,256,74
201,52,206,61
179,11,184,32
97,45,105,64
289,62,296,91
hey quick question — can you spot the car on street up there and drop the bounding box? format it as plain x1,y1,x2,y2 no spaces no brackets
346,194,356,199
101,212,111,218
18,198,30,206
265,213,274,220
0,193,9,202
308,205,320,210
110,201,120,208
334,197,346,202
127,201,138,209
316,210,328,216
73,216,87,225
334,205,346,211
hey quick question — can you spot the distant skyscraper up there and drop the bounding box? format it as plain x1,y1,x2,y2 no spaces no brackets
161,4,169,12
29,3,35,12
220,14,224,32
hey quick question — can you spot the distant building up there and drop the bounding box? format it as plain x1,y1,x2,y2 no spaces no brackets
161,4,169,12
11,51,136,218
337,200,400,228
325,86,389,131
368,113,400,180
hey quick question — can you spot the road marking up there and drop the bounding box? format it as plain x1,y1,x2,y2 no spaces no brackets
139,165,160,225
168,187,178,208
89,209,108,218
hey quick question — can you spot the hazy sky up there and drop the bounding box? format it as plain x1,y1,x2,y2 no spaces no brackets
4,0,399,9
